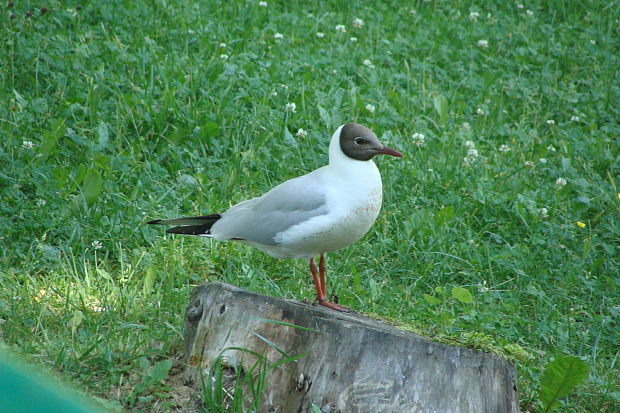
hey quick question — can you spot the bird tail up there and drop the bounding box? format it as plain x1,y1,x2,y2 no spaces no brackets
147,214,221,236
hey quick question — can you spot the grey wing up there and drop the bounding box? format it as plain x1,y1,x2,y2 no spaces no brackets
210,175,328,245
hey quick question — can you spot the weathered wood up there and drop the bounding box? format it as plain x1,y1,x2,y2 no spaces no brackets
183,282,519,413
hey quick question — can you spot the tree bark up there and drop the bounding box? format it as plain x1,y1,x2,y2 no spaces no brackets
183,282,519,413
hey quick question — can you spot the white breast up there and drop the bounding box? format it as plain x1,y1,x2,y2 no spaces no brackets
269,159,383,258
320,184,382,250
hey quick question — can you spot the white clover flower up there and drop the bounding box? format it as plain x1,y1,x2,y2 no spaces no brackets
362,59,374,68
469,11,480,21
498,144,510,153
547,144,557,152
517,4,524,9
538,158,547,164
476,107,485,115
365,104,376,113
296,128,307,138
464,140,476,149
36,199,46,207
590,39,596,45
349,37,358,42
462,122,471,130
463,148,480,165
477,39,489,49
556,177,567,187
285,102,296,113
22,140,35,149
316,32,325,38
526,9,534,16
219,42,227,48
524,160,535,167
271,91,278,96
335,24,346,32
274,33,284,40
570,115,580,122
410,9,417,15
92,240,103,250
539,207,549,218
258,1,268,7
412,133,426,147
91,305,105,313
546,119,555,125
353,18,364,28
220,54,229,60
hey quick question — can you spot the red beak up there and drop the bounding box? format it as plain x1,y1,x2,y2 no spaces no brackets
377,146,404,157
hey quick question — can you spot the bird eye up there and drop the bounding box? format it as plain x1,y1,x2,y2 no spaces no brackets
354,137,367,145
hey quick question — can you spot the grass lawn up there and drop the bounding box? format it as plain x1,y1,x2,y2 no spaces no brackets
1,0,618,411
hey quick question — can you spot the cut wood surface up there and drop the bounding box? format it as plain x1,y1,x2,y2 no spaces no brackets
183,282,520,413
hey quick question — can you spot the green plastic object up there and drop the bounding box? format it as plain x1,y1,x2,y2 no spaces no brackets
0,351,105,413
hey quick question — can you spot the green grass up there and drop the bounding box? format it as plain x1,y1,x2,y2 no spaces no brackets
1,0,619,411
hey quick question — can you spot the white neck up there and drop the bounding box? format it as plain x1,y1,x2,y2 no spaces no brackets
327,125,381,181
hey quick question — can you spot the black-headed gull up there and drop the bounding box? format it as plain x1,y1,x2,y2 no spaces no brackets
149,123,403,311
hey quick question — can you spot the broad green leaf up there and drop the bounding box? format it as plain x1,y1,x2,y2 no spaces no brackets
147,359,172,384
503,343,534,363
96,121,109,149
169,126,187,145
82,168,102,206
318,105,331,129
39,119,66,158
433,93,449,125
13,89,28,109
202,121,219,137
561,158,571,171
96,268,113,281
39,131,59,157
68,310,84,335
283,127,296,146
452,286,474,304
539,356,589,412
355,91,365,112
133,359,172,397
434,205,455,226
310,404,322,413
333,88,344,109
424,294,442,305
143,266,156,295
131,179,144,200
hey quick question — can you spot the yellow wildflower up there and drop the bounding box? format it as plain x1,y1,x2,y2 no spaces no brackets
577,221,586,228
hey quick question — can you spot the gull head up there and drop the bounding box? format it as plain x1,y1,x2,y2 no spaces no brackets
339,123,403,161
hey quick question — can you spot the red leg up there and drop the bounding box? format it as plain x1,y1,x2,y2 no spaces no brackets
309,256,351,313
319,254,326,298
309,257,325,302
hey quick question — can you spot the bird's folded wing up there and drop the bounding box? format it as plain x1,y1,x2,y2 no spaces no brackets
210,175,329,245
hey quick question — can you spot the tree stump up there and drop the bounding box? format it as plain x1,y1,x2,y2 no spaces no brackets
183,282,519,413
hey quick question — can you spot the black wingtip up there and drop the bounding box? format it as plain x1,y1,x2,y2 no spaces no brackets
147,219,162,225
165,225,212,235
